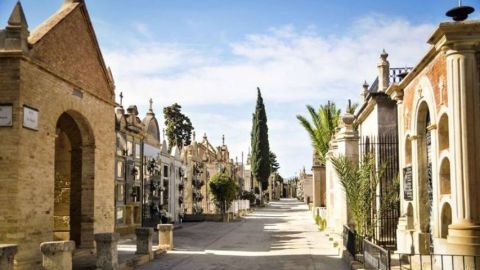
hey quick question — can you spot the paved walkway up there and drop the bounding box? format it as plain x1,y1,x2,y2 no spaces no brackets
138,198,348,270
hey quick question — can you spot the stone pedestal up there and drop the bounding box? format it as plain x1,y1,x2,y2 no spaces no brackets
40,241,75,270
157,224,173,250
95,233,119,270
312,163,325,208
135,227,154,259
0,244,17,270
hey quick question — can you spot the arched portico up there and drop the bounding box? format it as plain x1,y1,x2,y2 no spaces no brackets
54,111,95,248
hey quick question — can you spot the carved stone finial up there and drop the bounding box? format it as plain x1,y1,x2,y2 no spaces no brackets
203,133,207,140
192,131,196,141
222,134,225,146
378,49,390,92
381,49,388,60
363,80,369,90
149,98,153,111
8,1,28,28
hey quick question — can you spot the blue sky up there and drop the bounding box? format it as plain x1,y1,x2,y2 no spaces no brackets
1,0,478,177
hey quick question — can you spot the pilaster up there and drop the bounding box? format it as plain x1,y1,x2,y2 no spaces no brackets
444,43,480,254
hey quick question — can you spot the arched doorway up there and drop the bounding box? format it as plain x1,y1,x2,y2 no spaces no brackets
54,112,95,248
416,102,433,253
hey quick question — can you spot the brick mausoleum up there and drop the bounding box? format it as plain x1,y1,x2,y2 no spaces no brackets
0,0,116,268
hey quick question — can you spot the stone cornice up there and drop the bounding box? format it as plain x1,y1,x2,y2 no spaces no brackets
428,20,480,50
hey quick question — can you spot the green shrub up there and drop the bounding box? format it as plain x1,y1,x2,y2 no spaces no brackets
314,214,327,231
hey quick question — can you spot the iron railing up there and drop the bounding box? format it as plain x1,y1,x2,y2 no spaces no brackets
364,239,390,270
343,225,364,259
360,239,480,270
390,253,480,270
359,134,400,249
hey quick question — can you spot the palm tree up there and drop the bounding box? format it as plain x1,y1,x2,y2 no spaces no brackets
296,101,341,165
346,99,359,115
330,153,385,236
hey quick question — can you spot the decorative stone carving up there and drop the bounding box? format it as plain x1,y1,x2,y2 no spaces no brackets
95,233,119,270
40,241,75,270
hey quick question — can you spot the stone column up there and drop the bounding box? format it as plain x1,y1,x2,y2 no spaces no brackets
157,224,173,250
95,233,119,270
40,241,75,270
0,244,17,270
330,113,359,232
135,227,154,259
445,45,480,255
312,151,326,208
377,50,390,92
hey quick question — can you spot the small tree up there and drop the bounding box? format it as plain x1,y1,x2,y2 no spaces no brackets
163,103,194,153
330,153,385,237
209,172,238,218
297,101,341,165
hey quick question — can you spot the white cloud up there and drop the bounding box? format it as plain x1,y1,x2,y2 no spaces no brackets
105,15,435,177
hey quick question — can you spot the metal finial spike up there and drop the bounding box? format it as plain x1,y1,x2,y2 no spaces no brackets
222,134,225,145
149,98,153,111
119,92,123,106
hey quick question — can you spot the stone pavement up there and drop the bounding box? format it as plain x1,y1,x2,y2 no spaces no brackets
138,198,348,270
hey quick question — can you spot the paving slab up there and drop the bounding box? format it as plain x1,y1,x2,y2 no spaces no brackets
137,198,348,270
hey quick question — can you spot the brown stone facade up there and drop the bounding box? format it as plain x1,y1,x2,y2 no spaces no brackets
0,1,115,268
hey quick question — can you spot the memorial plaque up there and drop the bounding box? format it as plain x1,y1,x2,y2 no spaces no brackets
0,104,12,127
23,105,38,130
403,166,413,201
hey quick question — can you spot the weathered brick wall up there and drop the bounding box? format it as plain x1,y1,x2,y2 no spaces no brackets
0,56,21,265
0,58,115,268
30,7,113,103
402,53,447,131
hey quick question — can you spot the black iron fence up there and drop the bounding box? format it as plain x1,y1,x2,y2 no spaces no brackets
361,239,480,270
343,225,364,260
390,253,480,270
360,134,400,249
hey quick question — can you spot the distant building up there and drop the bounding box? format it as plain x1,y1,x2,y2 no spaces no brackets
114,104,144,235
298,167,313,204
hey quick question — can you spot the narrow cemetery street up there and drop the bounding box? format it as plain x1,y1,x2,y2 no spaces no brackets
138,199,347,270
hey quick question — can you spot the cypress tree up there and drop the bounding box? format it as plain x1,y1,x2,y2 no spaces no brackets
251,87,271,191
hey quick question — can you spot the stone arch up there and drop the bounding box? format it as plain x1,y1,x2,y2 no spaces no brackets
440,203,452,238
438,113,449,153
54,110,95,248
439,156,451,195
415,101,433,234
